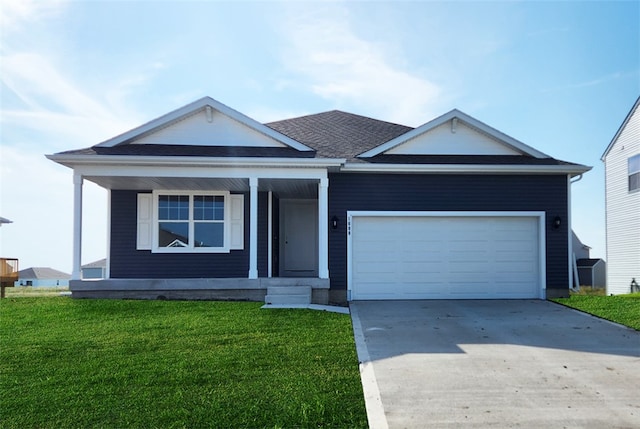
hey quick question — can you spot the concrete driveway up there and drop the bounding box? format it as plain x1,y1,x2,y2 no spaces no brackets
350,300,640,429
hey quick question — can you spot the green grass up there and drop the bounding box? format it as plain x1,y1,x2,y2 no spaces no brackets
0,298,367,428
552,294,640,330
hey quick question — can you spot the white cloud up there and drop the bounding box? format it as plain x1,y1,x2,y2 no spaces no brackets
1,52,140,148
0,0,67,33
541,71,637,93
280,4,444,126
0,2,151,271
0,146,107,273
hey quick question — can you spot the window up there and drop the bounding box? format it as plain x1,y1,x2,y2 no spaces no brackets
154,191,229,252
629,154,640,192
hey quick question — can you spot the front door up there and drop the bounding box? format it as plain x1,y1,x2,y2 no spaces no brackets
280,199,318,277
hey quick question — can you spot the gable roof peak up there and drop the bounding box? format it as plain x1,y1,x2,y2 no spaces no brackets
601,95,640,160
95,96,314,152
358,108,550,159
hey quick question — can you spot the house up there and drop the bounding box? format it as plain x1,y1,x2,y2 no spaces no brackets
81,258,107,279
572,231,591,260
16,267,71,287
47,97,591,303
601,96,640,295
572,231,606,289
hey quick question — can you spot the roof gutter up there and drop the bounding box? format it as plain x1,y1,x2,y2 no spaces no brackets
340,162,592,176
45,154,346,169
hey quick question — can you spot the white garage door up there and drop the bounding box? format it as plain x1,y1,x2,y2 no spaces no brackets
349,214,542,300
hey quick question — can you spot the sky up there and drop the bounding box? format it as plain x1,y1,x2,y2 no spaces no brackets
0,0,638,274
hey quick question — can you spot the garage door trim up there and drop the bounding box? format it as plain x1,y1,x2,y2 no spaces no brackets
346,211,547,300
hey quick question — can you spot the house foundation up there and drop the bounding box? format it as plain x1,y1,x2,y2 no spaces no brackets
70,278,330,304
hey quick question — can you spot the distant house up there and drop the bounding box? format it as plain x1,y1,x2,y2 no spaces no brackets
16,267,71,287
602,96,640,295
81,259,107,279
572,231,591,260
572,231,606,289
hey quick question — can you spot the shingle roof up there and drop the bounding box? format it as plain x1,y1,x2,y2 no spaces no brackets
265,110,413,160
59,145,315,158
576,258,604,268
81,259,107,269
18,267,71,280
51,106,588,170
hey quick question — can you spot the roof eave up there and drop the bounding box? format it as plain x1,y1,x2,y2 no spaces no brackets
46,153,346,169
340,162,592,176
601,95,640,161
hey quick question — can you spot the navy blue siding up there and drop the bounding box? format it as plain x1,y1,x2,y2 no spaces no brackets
110,190,268,278
328,173,569,293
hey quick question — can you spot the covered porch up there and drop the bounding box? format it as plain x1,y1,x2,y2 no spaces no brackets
67,159,340,304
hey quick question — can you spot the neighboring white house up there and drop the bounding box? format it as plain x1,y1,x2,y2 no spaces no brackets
15,267,71,287
81,259,107,279
602,96,640,295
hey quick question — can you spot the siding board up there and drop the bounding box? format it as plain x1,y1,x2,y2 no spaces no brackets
110,190,255,278
328,173,569,294
604,104,640,294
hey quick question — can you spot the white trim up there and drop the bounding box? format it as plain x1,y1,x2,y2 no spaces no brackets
46,154,345,169
601,96,640,160
318,178,329,279
151,190,231,253
341,162,591,176
267,191,273,278
94,96,315,152
136,193,153,250
229,194,244,250
48,153,590,179
346,211,547,300
54,163,332,182
358,109,550,158
567,175,573,290
72,173,83,280
249,177,258,279
106,189,111,279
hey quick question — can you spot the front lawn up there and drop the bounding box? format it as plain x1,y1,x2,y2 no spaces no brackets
552,294,640,330
0,298,367,428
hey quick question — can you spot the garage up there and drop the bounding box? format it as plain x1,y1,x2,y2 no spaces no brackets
348,212,545,300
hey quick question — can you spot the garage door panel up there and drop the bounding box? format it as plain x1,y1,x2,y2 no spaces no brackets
495,250,536,261
401,263,443,274
350,215,541,300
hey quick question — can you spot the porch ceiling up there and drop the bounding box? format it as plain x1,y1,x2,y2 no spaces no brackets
84,176,319,198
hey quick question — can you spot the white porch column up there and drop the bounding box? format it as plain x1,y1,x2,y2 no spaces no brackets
248,177,258,279
72,172,83,280
267,191,273,278
318,177,329,279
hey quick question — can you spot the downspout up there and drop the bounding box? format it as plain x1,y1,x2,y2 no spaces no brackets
570,173,584,184
568,174,583,292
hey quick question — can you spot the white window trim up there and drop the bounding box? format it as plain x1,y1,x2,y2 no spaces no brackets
152,190,231,253
628,154,640,193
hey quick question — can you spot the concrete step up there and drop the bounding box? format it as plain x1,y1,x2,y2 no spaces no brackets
267,286,312,296
264,285,312,305
265,294,311,305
